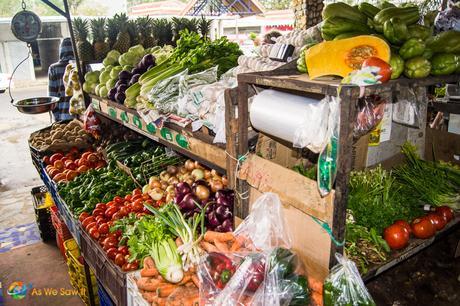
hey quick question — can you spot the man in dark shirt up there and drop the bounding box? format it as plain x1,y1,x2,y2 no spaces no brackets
48,37,75,121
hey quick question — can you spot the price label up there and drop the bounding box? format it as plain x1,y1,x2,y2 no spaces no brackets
146,123,156,134
92,99,101,111
120,111,129,123
160,128,173,141
132,115,142,130
108,107,117,119
175,134,189,149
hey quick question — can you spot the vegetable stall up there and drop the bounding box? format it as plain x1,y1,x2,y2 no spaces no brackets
23,0,460,306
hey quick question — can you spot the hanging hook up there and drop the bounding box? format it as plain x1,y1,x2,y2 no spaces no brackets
9,43,32,104
21,0,26,10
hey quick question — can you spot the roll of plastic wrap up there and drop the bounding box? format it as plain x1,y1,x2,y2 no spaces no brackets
250,89,330,152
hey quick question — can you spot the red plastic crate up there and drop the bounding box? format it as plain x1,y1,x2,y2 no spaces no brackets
50,206,72,241
56,231,67,260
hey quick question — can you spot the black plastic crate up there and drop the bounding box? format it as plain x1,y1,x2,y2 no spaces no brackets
31,185,55,241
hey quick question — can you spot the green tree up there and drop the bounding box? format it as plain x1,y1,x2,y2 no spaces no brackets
68,0,85,15
259,0,292,10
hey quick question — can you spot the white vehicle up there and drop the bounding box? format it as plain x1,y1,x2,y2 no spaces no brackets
0,72,12,93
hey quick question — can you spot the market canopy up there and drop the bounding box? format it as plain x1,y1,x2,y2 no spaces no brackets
181,0,265,16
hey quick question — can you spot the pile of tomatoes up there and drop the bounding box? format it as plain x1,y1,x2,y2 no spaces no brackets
383,206,455,250
78,189,156,272
43,148,106,183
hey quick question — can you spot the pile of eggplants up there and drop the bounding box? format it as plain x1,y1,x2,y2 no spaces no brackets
174,181,234,232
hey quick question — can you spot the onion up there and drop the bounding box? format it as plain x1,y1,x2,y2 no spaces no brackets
207,211,220,228
168,176,179,185
191,169,204,180
185,160,195,171
165,185,175,194
210,179,224,192
160,171,170,182
149,178,162,189
222,175,228,186
221,219,233,232
161,181,169,190
175,193,185,205
185,178,194,186
180,193,200,211
142,184,151,194
167,165,178,175
215,205,232,221
211,169,218,177
176,182,192,196
179,166,188,174
149,188,164,201
194,161,203,169
165,193,174,204
195,185,210,201
192,180,207,189
204,170,212,179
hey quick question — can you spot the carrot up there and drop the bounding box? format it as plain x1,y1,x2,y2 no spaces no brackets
213,239,229,252
156,284,178,298
186,292,200,306
137,277,163,292
191,275,200,288
204,231,234,243
141,267,159,277
311,291,323,306
230,235,245,251
156,297,166,306
308,276,323,293
175,237,183,247
178,274,192,286
144,256,156,269
141,291,157,303
200,241,218,253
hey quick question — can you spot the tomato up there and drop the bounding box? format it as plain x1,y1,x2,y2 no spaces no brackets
66,162,77,171
144,199,154,206
435,206,454,223
92,208,105,217
78,159,89,167
124,194,133,201
96,217,107,226
89,227,100,240
95,160,106,169
106,248,117,260
81,216,95,228
133,188,142,196
119,206,130,217
103,240,118,251
81,152,92,160
113,196,124,205
143,206,152,214
122,263,131,271
105,206,118,219
87,153,99,163
411,217,436,239
118,246,129,256
128,260,139,271
426,213,447,231
131,199,144,212
43,156,50,165
106,201,115,208
131,194,142,202
114,253,126,267
98,223,109,235
383,224,409,250
79,212,90,223
393,220,412,235
103,236,117,246
113,229,122,237
95,203,107,211
77,165,89,173
54,160,64,170
66,170,78,181
85,221,97,232
112,212,123,221
362,57,392,83
49,153,63,165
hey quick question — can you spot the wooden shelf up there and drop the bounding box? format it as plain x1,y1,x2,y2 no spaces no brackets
89,95,227,174
362,214,460,283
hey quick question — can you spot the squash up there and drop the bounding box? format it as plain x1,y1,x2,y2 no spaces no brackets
305,35,391,79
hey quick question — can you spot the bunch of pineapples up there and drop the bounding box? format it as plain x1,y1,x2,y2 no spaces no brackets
73,17,94,62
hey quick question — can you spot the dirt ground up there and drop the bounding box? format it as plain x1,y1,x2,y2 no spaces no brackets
367,228,460,306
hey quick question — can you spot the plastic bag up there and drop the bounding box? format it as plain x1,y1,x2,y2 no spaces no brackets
354,94,386,138
392,88,421,128
83,105,101,139
234,192,291,251
323,253,376,306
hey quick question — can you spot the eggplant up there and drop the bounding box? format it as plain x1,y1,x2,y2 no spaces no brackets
118,70,132,81
215,205,232,221
117,84,128,93
130,74,141,85
180,193,199,211
141,54,156,68
115,92,126,104
115,80,127,88
176,182,192,197
131,67,144,75
221,219,233,232
108,88,117,101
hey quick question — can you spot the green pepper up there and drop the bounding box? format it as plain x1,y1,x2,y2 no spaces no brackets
268,247,296,278
279,275,310,305
407,24,432,40
423,10,438,28
421,48,433,60
404,56,431,78
430,53,459,76
399,38,425,60
383,17,408,45
389,52,405,79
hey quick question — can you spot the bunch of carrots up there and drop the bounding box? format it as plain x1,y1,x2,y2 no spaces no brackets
135,256,200,306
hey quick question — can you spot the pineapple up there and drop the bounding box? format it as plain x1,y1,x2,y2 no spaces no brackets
91,18,109,61
198,16,212,39
127,19,140,46
73,17,94,62
106,15,119,48
152,18,173,46
112,13,131,53
138,16,155,48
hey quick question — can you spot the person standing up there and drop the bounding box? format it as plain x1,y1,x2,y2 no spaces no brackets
48,37,75,121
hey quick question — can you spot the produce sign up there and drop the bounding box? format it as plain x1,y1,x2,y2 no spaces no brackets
43,148,106,183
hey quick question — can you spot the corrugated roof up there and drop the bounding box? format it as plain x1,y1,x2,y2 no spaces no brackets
129,0,186,16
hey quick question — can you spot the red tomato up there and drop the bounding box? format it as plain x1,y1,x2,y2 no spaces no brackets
81,152,92,160
78,159,89,167
43,156,50,165
85,221,97,232
81,216,95,228
112,212,123,221
105,206,118,219
131,194,142,202
393,220,412,235
383,224,409,250
115,253,126,267
122,263,131,272
435,206,454,223
362,57,392,83
103,236,117,246
49,153,63,165
426,213,447,231
113,229,122,237
92,208,105,217
95,203,107,211
142,194,150,201
118,246,129,256
106,248,117,260
128,260,139,271
106,201,116,208
96,217,107,226
98,223,109,235
133,188,142,196
66,162,77,170
131,199,144,212
103,240,118,251
124,194,132,201
113,196,124,205
144,199,154,206
79,212,90,223
87,153,99,163
89,227,100,240
119,206,130,217
411,217,436,239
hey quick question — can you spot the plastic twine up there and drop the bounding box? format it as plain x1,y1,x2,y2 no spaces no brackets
310,215,345,247
225,150,250,200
